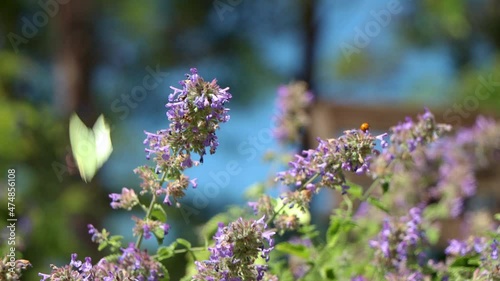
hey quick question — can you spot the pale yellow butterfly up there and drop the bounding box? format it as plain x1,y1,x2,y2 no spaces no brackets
69,113,113,182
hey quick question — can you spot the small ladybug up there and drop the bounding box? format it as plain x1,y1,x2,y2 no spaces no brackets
360,122,370,132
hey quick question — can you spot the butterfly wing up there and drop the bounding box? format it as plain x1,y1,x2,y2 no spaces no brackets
92,114,113,171
69,113,98,182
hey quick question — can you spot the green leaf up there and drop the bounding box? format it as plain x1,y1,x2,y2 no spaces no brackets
322,267,336,280
103,254,121,262
156,246,175,260
450,255,480,268
381,181,389,193
153,227,165,244
110,235,124,242
367,197,389,213
275,242,311,259
299,224,320,239
326,217,342,244
345,181,363,199
326,212,356,245
97,241,108,251
108,235,123,251
151,204,167,222
425,227,440,245
159,263,170,281
176,238,192,250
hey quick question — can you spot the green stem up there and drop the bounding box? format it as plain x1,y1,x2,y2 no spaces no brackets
173,246,206,254
361,178,380,202
135,193,156,248
344,194,353,215
135,172,167,249
359,158,399,202
152,246,207,261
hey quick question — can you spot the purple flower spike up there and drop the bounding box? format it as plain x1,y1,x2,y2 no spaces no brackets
144,68,232,174
273,81,313,145
193,217,275,281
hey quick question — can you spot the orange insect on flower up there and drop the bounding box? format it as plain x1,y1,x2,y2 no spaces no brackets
360,122,370,132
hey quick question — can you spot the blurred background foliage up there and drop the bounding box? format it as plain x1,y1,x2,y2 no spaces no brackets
0,0,499,279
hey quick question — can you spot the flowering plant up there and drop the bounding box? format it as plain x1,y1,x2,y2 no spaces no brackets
4,69,499,281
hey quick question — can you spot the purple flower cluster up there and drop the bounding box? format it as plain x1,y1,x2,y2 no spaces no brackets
371,109,451,178
39,244,164,280
432,236,500,279
276,129,378,205
369,207,427,278
109,187,138,210
133,166,197,206
193,217,276,281
248,195,274,220
273,81,314,144
373,115,500,217
132,216,170,240
88,224,106,244
445,236,499,262
419,116,499,216
144,68,231,173
445,237,487,256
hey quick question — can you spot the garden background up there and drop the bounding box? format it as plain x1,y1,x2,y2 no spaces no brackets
0,1,499,280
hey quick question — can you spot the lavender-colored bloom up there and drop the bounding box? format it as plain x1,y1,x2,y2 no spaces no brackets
81,257,92,273
87,224,104,243
369,220,391,258
276,129,378,208
370,208,427,276
371,109,451,179
247,195,275,222
143,224,151,239
445,236,488,257
273,81,313,144
445,239,468,256
140,69,230,206
371,113,500,218
39,245,165,280
133,217,171,241
442,236,500,278
491,240,498,260
248,201,259,215
69,253,82,268
193,217,275,281
376,132,389,148
163,223,171,235
109,187,139,210
144,68,231,174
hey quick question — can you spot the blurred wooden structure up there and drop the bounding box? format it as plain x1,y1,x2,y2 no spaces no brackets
308,100,497,143
308,99,500,245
